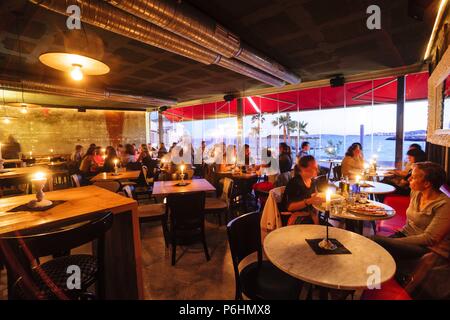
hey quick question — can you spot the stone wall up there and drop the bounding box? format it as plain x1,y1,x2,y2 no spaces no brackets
0,106,146,157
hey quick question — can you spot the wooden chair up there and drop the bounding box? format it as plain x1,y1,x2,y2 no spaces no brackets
166,192,209,266
204,177,234,225
227,211,302,300
0,211,113,300
70,174,82,188
121,185,167,241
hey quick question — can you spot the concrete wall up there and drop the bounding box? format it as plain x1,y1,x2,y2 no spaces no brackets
0,106,146,157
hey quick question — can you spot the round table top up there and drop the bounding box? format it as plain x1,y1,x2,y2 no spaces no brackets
264,225,396,290
313,200,396,221
333,180,395,195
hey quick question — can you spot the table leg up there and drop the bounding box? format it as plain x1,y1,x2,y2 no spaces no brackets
102,208,144,299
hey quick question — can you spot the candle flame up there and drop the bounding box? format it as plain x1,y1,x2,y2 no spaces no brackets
33,172,46,180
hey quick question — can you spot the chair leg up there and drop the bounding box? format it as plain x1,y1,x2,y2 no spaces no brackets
201,231,210,261
171,240,177,266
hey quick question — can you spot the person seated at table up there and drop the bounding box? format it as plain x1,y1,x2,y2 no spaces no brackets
276,142,293,186
384,148,427,195
102,146,118,173
79,145,100,180
157,142,167,159
374,162,450,295
121,144,136,165
282,155,323,225
394,143,424,177
137,144,158,178
93,146,104,166
244,144,254,166
298,141,310,158
341,143,365,179
70,145,84,163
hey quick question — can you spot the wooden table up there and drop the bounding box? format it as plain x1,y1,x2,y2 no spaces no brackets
0,166,51,180
152,179,215,196
217,171,259,180
333,180,395,195
1,159,23,167
90,170,141,182
264,225,396,291
0,186,143,299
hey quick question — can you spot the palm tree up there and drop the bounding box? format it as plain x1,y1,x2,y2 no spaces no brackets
295,121,309,153
251,113,265,159
272,113,298,144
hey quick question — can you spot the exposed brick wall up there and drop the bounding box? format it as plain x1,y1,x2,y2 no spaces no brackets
0,106,146,157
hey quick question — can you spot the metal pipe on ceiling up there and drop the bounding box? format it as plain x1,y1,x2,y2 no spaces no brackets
29,0,284,87
0,78,176,106
103,0,301,84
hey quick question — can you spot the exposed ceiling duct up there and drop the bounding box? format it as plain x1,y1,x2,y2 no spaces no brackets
29,0,285,87
0,78,175,106
103,0,301,85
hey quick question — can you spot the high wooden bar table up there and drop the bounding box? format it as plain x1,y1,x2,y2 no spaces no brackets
0,186,143,299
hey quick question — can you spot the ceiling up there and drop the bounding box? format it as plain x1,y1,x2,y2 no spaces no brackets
0,0,438,110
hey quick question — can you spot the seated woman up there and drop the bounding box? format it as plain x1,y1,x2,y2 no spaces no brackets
282,155,323,225
103,146,118,173
341,143,365,179
374,162,450,295
79,145,100,182
121,143,136,165
384,148,426,195
137,144,158,178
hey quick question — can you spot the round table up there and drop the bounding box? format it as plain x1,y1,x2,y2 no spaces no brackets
333,180,395,195
264,225,396,290
313,200,396,222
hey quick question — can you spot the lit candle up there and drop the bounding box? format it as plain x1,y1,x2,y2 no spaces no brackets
325,188,332,211
29,151,33,158
180,164,185,176
113,159,119,174
31,171,46,183
50,148,54,154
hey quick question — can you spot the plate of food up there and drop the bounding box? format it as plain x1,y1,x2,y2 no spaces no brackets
347,203,389,216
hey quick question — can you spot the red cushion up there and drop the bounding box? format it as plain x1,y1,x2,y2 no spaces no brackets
253,181,274,192
361,279,412,300
378,195,410,235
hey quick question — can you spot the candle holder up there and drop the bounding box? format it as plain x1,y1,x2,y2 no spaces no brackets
178,172,188,186
318,210,337,250
27,174,53,209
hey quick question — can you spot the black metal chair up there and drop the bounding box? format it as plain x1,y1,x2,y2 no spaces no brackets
227,211,302,300
166,192,210,266
0,211,113,300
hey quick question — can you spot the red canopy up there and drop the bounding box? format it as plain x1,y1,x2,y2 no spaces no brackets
164,72,428,122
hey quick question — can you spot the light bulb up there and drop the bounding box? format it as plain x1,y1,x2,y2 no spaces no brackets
70,64,83,81
3,118,11,124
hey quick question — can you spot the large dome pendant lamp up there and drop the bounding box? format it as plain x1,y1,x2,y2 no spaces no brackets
38,23,109,81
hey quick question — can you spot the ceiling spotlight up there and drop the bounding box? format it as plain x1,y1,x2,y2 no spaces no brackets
70,64,84,81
